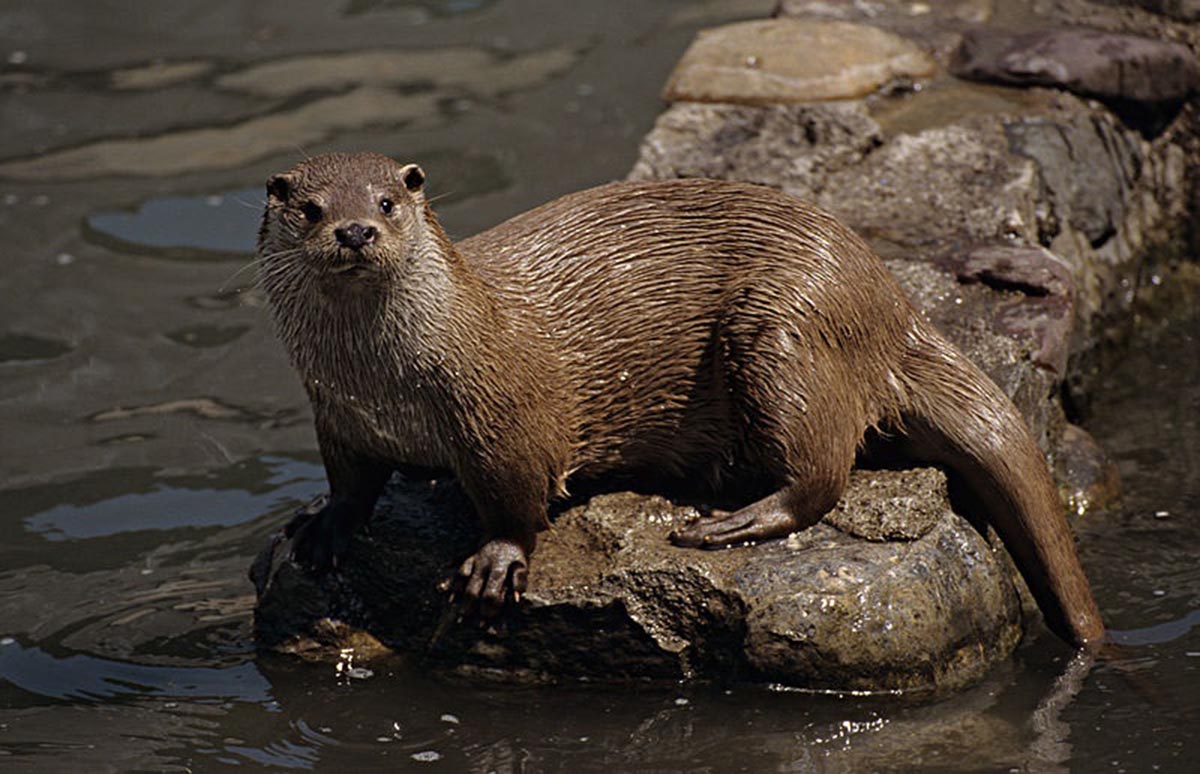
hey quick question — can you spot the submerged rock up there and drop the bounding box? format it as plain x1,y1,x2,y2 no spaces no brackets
253,467,1023,692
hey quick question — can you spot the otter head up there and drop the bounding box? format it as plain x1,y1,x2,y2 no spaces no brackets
258,152,429,287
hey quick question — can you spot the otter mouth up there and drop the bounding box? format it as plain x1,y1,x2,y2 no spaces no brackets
325,252,381,278
328,261,373,277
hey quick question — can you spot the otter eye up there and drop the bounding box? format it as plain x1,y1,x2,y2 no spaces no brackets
379,198,394,216
300,201,323,223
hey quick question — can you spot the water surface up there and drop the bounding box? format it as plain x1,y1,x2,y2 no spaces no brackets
1,1,1196,771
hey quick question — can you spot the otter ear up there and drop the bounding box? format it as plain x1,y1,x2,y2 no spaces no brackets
266,173,296,203
400,164,425,194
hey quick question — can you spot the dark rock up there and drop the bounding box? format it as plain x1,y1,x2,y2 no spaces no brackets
743,509,1021,690
951,27,1200,104
253,468,1024,693
954,245,1075,297
1006,112,1143,245
634,105,1045,249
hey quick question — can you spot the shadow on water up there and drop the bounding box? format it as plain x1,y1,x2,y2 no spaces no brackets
0,0,1197,771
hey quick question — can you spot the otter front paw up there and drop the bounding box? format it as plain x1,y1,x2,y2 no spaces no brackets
284,499,360,573
447,538,529,619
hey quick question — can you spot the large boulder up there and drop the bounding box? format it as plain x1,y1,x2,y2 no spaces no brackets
253,467,1023,693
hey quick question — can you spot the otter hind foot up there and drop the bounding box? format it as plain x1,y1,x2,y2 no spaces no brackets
669,489,820,549
284,499,360,573
446,538,529,620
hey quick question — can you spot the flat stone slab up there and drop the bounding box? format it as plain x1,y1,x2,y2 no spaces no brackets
951,27,1200,104
252,468,1023,693
662,18,937,104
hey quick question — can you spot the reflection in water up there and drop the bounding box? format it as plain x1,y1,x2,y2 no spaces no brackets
0,639,271,703
0,332,73,362
20,456,323,539
165,324,251,349
0,45,576,180
85,188,263,258
1108,609,1200,647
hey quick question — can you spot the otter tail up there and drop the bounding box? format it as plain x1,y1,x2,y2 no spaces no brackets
895,325,1104,650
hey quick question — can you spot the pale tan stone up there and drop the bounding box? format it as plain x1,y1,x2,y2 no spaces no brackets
662,18,937,104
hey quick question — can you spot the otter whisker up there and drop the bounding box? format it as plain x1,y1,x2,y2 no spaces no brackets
425,190,456,206
232,193,267,210
218,258,264,293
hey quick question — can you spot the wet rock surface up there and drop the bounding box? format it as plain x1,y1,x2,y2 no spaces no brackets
254,468,1022,692
1054,423,1122,515
253,0,1198,690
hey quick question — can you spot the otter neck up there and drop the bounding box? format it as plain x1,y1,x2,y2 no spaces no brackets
280,206,500,401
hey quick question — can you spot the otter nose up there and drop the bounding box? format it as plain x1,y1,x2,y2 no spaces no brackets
334,222,378,250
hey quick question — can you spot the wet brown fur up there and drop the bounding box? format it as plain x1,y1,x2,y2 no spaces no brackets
258,152,1103,648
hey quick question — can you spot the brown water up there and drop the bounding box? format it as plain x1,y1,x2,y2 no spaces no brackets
1,1,1197,771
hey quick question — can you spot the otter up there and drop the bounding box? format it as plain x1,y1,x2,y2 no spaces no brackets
257,152,1104,650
